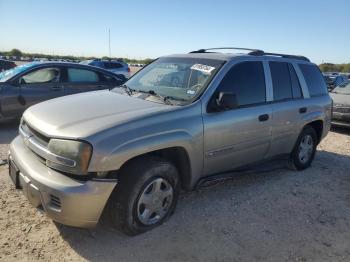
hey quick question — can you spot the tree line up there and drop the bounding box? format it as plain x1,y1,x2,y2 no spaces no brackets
0,49,154,65
318,63,350,73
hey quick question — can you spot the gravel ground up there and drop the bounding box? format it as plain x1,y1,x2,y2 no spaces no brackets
0,126,350,262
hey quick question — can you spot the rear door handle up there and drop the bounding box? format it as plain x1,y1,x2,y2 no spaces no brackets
51,86,63,91
258,114,269,122
299,107,307,114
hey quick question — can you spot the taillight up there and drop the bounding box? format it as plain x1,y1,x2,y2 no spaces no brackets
331,98,333,117
127,67,130,72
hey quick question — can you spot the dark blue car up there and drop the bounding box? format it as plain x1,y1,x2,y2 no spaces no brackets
0,62,124,121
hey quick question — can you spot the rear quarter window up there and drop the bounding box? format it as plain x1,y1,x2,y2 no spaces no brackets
299,64,328,97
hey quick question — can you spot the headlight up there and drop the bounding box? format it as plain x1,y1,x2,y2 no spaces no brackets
46,139,92,175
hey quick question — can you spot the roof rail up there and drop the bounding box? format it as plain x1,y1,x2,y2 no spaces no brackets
189,47,263,54
259,52,310,62
189,47,310,62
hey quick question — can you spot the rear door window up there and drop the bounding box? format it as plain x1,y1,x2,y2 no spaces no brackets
269,62,292,101
67,68,99,82
216,61,266,107
299,64,328,96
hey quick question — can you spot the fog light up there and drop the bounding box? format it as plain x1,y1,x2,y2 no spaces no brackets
96,171,108,178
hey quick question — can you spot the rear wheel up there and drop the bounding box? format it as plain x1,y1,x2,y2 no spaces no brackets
108,156,180,235
289,126,318,170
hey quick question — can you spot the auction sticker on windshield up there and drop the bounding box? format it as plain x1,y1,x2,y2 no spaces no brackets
190,64,215,74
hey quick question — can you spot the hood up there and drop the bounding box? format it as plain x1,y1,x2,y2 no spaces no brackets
23,90,173,138
330,92,350,107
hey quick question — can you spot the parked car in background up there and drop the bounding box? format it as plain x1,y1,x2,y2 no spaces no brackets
330,80,350,127
323,74,347,91
80,59,130,80
0,59,16,72
8,47,331,235
0,62,124,121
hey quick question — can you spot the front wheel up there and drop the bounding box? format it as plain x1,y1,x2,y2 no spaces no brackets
289,126,318,170
108,156,180,235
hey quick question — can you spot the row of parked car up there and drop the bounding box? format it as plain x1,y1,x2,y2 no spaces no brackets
323,72,350,91
2,47,349,236
0,60,129,121
321,72,350,128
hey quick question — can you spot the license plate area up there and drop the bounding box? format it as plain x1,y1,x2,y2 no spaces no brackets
9,160,21,189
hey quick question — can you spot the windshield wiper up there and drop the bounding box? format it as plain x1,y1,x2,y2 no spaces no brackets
120,84,135,96
119,87,181,105
147,90,174,105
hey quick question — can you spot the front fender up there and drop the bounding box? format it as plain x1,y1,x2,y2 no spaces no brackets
108,130,195,170
86,101,204,188
88,127,204,187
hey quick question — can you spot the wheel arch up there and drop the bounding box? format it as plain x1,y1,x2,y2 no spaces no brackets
118,146,193,190
305,119,323,144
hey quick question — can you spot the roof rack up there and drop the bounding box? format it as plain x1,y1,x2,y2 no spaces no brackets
189,47,310,62
189,47,263,54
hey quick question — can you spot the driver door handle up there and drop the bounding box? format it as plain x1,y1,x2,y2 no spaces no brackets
299,107,307,114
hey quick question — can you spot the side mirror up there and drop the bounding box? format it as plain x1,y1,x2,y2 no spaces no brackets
216,91,238,110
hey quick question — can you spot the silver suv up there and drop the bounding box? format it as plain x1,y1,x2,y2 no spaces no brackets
8,48,332,235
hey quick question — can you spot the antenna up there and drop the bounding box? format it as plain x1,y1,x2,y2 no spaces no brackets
108,28,111,59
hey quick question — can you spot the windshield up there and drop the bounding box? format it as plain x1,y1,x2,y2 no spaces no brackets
0,62,39,82
332,81,350,94
114,57,224,105
324,75,335,84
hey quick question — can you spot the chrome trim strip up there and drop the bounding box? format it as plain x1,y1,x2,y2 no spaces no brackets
19,126,76,168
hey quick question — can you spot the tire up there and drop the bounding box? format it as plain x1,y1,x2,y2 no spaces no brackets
288,126,318,170
108,156,180,235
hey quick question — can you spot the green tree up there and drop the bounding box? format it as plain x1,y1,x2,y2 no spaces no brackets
9,48,22,58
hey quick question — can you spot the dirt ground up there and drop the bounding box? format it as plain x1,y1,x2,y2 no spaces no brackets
0,126,350,262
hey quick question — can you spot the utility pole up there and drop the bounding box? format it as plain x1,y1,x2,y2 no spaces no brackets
108,28,111,59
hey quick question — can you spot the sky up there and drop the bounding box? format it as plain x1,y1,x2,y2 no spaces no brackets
0,0,349,64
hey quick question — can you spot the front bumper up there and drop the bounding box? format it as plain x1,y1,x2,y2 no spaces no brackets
332,112,350,128
9,136,117,228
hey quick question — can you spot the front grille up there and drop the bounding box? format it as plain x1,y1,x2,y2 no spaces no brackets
20,121,51,164
333,106,350,113
50,194,61,209
21,121,50,146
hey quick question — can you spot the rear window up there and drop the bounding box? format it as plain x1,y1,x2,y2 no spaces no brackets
299,64,328,97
